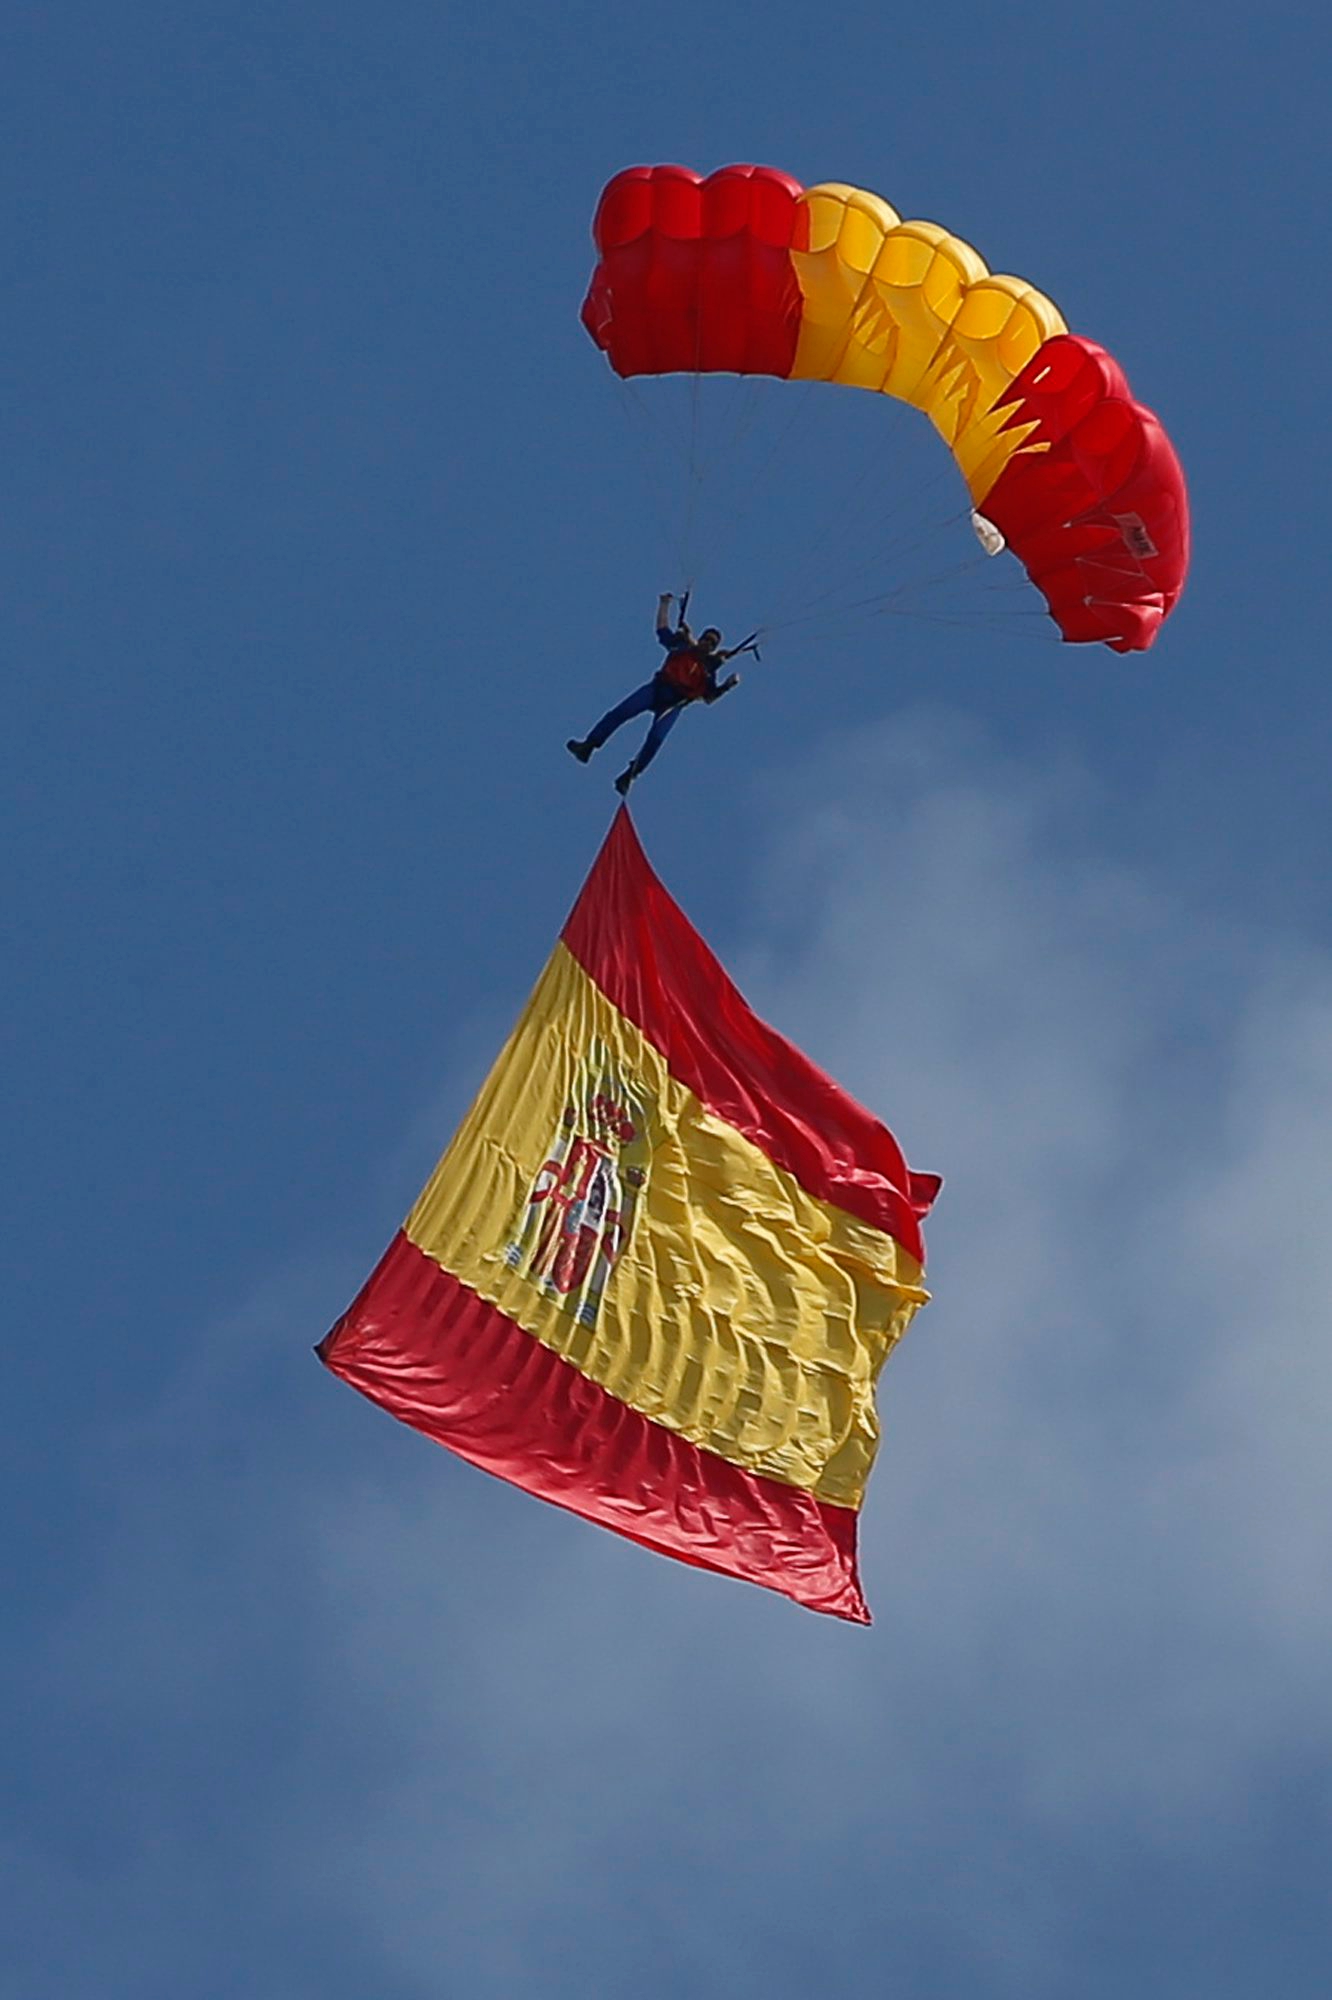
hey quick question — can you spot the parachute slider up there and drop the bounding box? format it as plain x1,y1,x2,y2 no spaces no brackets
970,511,1006,557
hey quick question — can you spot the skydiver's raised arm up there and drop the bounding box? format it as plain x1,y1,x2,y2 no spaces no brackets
656,592,675,644
656,591,693,647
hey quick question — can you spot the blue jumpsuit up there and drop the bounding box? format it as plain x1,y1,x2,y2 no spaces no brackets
583,622,717,776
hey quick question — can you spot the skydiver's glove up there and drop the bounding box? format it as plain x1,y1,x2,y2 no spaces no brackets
705,674,741,703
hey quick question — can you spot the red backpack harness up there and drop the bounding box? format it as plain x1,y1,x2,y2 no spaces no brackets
659,645,709,698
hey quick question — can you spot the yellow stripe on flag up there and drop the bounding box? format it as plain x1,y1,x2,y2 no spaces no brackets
405,941,927,1510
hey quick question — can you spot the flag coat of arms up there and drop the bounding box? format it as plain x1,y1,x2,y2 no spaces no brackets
319,810,939,1622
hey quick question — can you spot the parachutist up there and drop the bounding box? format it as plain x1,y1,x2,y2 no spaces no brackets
567,593,744,792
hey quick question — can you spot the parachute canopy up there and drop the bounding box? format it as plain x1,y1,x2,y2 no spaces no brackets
582,164,1189,653
319,810,938,1623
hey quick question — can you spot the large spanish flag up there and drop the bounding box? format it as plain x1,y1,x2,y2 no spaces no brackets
319,811,939,1622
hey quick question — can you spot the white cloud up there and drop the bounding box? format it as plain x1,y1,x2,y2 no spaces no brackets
746,713,1332,1825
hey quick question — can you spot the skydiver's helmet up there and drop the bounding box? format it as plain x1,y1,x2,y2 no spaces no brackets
698,627,723,654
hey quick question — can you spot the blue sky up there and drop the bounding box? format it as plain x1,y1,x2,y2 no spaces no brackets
6,3,1331,1994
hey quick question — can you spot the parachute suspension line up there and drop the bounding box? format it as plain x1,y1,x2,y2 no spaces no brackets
677,273,710,588
760,552,992,637
718,372,768,463
676,360,799,599
680,385,702,582
762,583,1056,643
610,372,742,608
758,499,977,636
613,377,695,587
611,371,716,570
681,377,825,589
685,373,773,562
866,600,1061,635
756,444,964,633
766,207,1043,618
755,542,1066,645
858,605,1058,638
614,382,684,576
751,265,958,616
615,374,1032,651
615,365,1028,646
704,247,1016,632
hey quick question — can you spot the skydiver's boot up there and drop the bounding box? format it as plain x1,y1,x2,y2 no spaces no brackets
614,764,636,797
566,738,593,763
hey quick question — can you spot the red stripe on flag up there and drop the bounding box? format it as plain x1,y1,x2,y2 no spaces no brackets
561,810,936,1261
318,1231,871,1623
